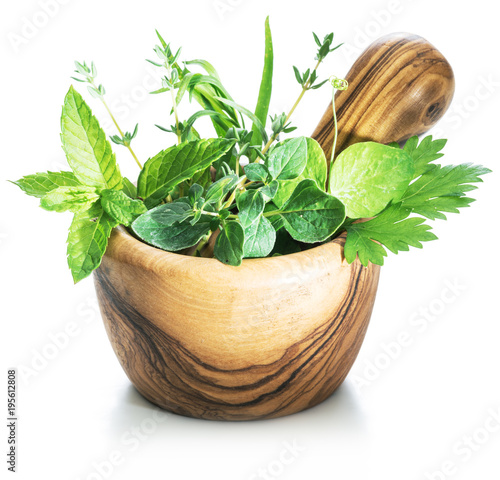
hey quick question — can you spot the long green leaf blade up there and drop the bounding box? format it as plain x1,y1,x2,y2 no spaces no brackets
252,16,273,146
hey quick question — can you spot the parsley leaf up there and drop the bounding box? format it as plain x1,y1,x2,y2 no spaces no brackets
401,163,491,220
403,135,447,177
345,136,491,266
345,204,437,266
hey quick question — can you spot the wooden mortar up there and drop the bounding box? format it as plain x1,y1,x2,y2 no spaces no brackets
94,33,454,421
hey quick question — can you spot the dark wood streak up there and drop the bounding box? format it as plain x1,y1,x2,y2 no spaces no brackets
94,228,380,421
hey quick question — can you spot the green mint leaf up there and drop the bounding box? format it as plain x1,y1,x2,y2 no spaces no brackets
122,177,137,198
266,136,307,181
275,179,345,243
243,215,276,258
12,171,81,198
244,163,269,183
214,221,245,266
61,86,122,190
403,135,447,178
345,204,437,266
67,203,118,283
137,138,235,208
131,208,210,252
401,163,491,220
40,186,99,213
329,142,414,218
100,189,147,226
252,16,273,147
237,189,266,228
273,137,327,208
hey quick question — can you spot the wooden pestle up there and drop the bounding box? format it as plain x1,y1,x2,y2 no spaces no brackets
311,33,455,159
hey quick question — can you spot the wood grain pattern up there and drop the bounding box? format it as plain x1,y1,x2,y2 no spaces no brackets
312,33,455,160
95,227,380,420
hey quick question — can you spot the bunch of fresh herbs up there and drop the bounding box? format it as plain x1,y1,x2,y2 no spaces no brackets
12,19,490,282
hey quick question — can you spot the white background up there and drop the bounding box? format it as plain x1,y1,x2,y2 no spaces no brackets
1,0,500,479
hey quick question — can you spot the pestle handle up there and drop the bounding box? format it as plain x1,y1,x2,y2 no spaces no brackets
312,33,455,159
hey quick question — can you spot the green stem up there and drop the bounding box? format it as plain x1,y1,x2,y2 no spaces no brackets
326,86,339,185
199,210,238,220
101,100,143,170
192,234,210,256
166,65,181,144
90,80,142,170
260,58,323,156
222,176,247,209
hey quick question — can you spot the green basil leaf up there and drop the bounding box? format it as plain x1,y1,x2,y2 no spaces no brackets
214,221,245,266
12,171,81,198
275,179,345,243
61,86,122,190
266,136,307,180
138,138,235,208
67,203,118,283
100,189,147,226
237,189,266,228
243,215,276,258
329,142,414,218
273,137,327,208
40,186,99,213
244,163,269,183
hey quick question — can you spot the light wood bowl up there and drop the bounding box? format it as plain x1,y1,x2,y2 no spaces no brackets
95,228,379,420
94,33,454,420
